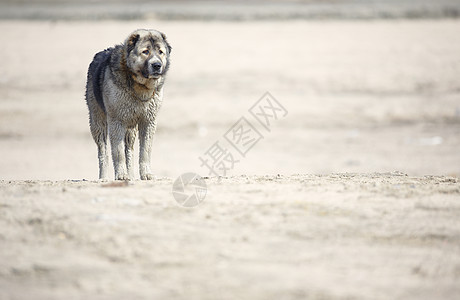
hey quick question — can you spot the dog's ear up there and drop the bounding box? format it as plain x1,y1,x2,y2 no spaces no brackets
161,32,172,54
126,33,140,54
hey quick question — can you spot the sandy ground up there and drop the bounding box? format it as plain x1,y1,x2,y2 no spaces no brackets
1,174,460,299
0,19,460,299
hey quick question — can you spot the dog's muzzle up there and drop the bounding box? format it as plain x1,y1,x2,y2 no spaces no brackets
152,62,161,73
142,60,163,78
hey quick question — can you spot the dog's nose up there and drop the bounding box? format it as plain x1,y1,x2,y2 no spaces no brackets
152,62,162,71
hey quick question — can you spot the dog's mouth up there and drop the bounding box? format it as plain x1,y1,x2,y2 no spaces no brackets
141,70,161,79
149,73,161,79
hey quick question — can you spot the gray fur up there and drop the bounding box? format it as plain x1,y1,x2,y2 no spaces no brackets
85,29,171,180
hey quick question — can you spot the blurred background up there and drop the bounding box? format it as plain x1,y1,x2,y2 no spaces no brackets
0,0,459,180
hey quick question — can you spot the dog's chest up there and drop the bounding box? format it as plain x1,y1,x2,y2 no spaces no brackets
107,88,161,126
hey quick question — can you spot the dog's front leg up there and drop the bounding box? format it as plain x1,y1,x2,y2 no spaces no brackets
139,121,156,180
108,120,129,180
125,128,137,180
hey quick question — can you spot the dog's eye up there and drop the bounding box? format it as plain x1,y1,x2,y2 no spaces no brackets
142,50,150,55
159,49,164,55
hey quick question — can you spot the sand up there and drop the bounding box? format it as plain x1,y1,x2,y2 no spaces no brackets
0,19,460,299
1,174,460,299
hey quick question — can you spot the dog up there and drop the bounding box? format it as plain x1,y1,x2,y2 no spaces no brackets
85,29,171,180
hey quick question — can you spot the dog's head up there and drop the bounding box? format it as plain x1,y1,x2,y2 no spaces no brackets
124,29,172,83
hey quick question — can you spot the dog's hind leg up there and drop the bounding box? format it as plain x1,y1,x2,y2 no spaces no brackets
97,136,109,180
89,115,109,180
109,119,129,180
125,128,137,180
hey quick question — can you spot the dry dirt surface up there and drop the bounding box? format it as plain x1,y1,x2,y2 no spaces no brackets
1,173,460,300
0,17,460,300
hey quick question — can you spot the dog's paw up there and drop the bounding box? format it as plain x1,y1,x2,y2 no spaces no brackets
115,173,130,181
140,173,155,180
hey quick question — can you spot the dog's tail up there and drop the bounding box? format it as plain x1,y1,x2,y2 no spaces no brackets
87,48,113,113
